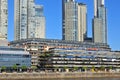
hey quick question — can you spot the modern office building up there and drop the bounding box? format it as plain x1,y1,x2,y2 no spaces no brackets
62,0,87,42
0,46,31,68
39,48,120,72
14,0,45,40
9,38,120,71
10,38,110,51
0,0,8,40
93,0,107,44
10,38,110,67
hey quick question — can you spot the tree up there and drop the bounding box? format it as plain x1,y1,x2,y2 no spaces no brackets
12,64,18,71
100,66,105,71
109,66,113,70
63,66,68,72
82,66,87,72
21,65,27,72
31,66,37,72
1,66,6,72
54,66,59,72
74,67,78,71
108,66,113,72
91,66,95,72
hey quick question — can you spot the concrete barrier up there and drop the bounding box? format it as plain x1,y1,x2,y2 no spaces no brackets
0,72,120,80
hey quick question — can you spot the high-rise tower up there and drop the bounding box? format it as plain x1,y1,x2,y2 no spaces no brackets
94,0,104,17
34,5,45,38
93,0,107,44
14,0,45,40
62,0,87,41
14,0,28,40
0,0,8,40
78,3,87,42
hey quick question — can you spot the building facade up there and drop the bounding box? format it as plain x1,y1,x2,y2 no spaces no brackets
9,38,120,71
0,39,8,46
93,18,103,43
41,48,120,72
14,0,28,40
10,38,110,68
94,0,104,17
0,0,8,40
93,0,107,44
14,0,45,40
0,46,31,68
34,5,45,38
62,0,87,42
78,3,87,42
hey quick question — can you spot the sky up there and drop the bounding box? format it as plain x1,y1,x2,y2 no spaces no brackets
8,0,120,51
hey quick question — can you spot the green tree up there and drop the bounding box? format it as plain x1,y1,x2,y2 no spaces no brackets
31,66,37,71
108,66,113,72
12,64,18,71
54,66,59,72
100,66,105,71
1,66,6,72
74,67,78,71
82,66,87,72
92,66,95,72
63,66,68,72
21,65,27,72
109,66,113,70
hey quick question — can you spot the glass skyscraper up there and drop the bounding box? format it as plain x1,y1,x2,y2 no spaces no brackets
0,0,8,40
14,0,45,40
93,0,107,44
62,0,87,42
